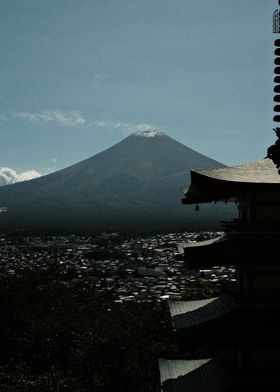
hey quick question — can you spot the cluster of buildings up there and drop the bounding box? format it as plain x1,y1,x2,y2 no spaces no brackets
0,231,235,302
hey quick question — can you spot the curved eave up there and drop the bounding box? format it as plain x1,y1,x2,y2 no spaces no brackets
169,296,235,330
182,163,280,205
182,171,239,204
184,232,280,268
159,357,229,392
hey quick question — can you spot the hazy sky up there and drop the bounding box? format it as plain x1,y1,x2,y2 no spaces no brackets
0,0,277,180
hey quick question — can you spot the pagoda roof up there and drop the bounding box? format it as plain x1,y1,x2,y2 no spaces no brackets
183,159,280,204
190,159,280,184
159,357,229,392
184,232,280,268
169,296,235,330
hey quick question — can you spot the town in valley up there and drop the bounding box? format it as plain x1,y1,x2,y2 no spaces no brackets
0,231,236,302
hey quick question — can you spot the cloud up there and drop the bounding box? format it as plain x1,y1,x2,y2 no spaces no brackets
6,109,161,135
92,120,159,135
13,110,86,126
0,167,41,186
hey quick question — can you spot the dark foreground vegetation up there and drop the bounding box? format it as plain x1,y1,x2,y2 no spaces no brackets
0,265,175,392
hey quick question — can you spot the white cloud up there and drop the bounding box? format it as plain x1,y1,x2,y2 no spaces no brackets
13,110,86,126
0,167,41,186
92,120,159,135
7,109,161,135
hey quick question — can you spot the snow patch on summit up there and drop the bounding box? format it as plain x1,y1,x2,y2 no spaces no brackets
135,130,164,137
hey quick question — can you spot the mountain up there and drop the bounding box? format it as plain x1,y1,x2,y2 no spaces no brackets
0,131,236,233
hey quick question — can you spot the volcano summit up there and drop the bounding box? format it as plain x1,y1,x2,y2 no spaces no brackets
0,132,235,233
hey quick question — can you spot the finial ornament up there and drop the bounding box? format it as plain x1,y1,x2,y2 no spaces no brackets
270,2,280,172
273,1,280,33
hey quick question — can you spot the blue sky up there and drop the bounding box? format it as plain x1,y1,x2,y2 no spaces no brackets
0,0,277,181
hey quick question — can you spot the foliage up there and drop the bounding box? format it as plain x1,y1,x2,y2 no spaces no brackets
181,280,238,301
182,281,222,300
0,265,175,391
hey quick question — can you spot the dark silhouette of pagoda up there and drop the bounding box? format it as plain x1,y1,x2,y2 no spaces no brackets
159,158,280,390
158,3,280,388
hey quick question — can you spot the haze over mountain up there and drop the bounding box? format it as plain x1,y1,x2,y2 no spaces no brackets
0,131,236,233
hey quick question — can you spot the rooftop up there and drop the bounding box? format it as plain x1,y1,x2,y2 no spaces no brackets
159,357,229,392
183,159,280,204
169,296,235,330
191,159,280,184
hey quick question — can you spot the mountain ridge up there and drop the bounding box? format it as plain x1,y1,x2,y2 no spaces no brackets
0,131,235,233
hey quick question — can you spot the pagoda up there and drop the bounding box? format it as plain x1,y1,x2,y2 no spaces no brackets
158,158,280,391
158,2,280,388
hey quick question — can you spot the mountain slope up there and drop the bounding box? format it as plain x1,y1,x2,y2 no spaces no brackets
0,131,236,233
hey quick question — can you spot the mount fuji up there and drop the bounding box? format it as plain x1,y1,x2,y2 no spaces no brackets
0,131,235,233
